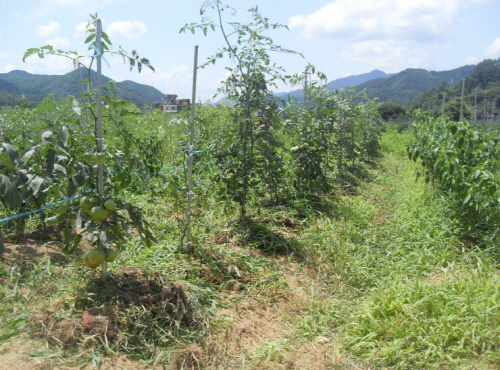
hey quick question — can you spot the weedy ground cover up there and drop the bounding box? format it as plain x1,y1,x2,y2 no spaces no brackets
1,125,499,369
297,126,500,370
1,4,499,369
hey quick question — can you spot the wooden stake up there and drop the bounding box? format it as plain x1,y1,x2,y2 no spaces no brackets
96,19,106,279
186,45,198,252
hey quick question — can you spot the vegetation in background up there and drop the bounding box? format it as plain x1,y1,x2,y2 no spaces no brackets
410,58,500,119
1,6,500,370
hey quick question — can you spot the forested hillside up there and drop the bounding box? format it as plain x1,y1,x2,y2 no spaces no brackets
355,65,475,105
272,69,393,101
0,69,164,108
410,58,500,119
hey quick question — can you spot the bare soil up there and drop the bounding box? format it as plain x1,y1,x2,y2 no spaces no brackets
0,228,358,369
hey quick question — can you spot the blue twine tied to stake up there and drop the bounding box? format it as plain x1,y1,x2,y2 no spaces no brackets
0,194,83,224
1,153,210,223
88,44,110,67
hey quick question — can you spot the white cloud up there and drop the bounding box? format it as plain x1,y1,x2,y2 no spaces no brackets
74,22,88,38
35,21,61,37
42,0,116,6
140,65,189,92
25,11,47,20
45,37,71,49
289,0,459,42
484,37,500,58
23,54,74,75
106,21,147,40
465,55,479,64
341,39,432,73
2,64,16,73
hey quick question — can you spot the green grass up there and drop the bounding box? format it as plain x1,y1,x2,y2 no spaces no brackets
1,127,499,369
293,128,500,369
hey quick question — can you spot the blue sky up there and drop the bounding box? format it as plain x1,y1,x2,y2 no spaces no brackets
1,0,499,102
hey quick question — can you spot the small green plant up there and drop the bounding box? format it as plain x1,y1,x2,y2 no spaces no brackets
407,111,500,237
181,1,301,222
8,14,156,264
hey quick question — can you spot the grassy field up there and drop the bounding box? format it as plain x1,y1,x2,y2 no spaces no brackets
1,126,499,369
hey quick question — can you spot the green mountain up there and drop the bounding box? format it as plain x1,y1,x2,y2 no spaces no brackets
0,69,165,107
410,58,500,120
355,65,475,105
272,69,394,101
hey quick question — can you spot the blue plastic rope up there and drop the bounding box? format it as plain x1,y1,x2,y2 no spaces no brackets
88,44,110,67
0,160,217,223
0,193,83,224
184,150,203,158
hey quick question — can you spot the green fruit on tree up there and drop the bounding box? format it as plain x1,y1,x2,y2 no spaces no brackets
290,146,300,154
104,198,115,211
104,249,118,262
293,166,305,176
94,152,106,166
84,152,94,164
300,143,309,150
80,196,96,213
90,205,109,222
83,253,100,269
87,248,106,265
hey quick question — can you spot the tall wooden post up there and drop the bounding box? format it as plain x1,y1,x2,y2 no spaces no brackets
186,45,198,252
95,19,106,279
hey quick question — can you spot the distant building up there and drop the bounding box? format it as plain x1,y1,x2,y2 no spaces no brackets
152,94,190,113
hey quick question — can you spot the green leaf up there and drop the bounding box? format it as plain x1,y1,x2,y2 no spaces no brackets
75,210,83,228
0,174,18,210
62,228,70,250
46,149,56,175
84,33,96,44
22,48,39,62
0,332,16,343
22,150,35,165
41,131,54,143
120,110,142,117
59,126,69,147
99,231,110,248
45,214,65,224
2,143,19,164
101,31,112,45
67,178,77,198
53,164,66,175
28,176,45,197
65,233,82,254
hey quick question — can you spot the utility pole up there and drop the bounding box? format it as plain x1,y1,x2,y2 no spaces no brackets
304,67,308,109
432,101,435,118
459,79,465,121
492,100,495,122
442,92,446,116
474,88,477,122
484,97,486,119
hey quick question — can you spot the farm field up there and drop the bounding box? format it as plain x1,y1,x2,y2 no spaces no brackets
1,9,500,370
1,112,500,369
